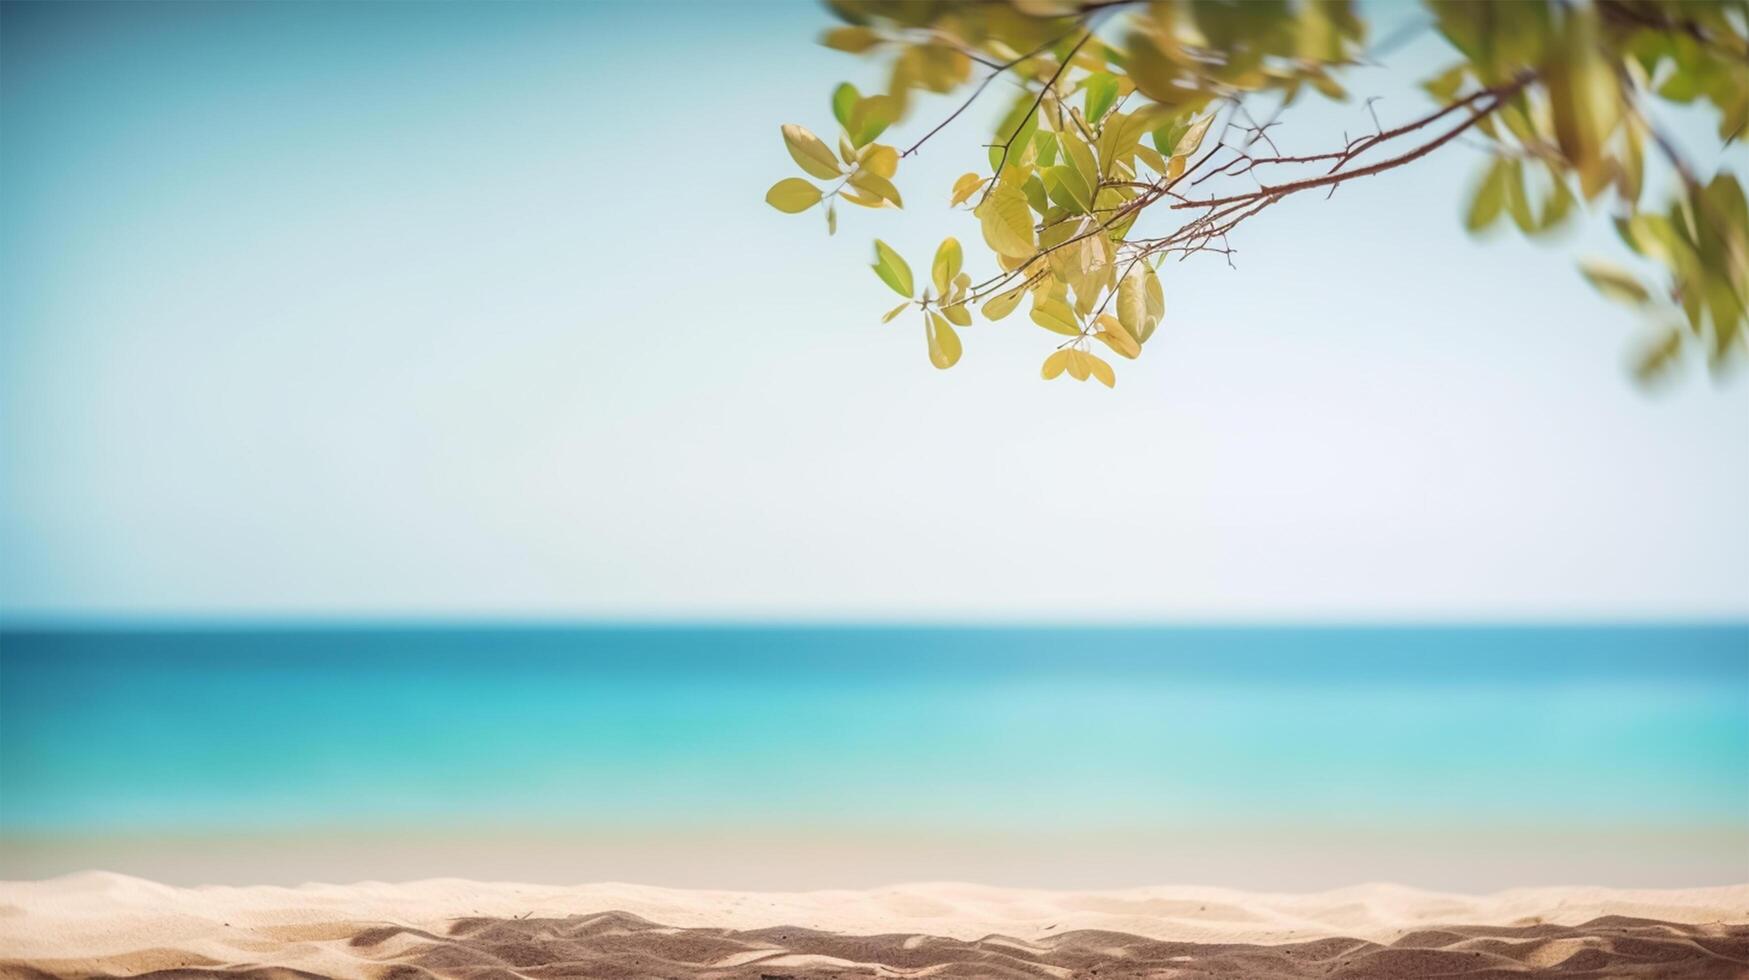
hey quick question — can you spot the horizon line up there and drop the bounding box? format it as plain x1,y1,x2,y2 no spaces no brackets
3,614,1747,633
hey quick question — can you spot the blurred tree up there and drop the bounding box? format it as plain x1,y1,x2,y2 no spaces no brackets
765,1,1746,387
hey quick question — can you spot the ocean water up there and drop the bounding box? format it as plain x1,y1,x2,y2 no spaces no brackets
1,625,1746,887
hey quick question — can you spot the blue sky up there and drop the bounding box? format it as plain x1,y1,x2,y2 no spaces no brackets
2,0,1746,622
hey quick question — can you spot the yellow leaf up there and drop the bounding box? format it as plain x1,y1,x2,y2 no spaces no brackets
1465,158,1508,232
1543,6,1617,199
847,95,897,148
1116,267,1146,339
859,144,898,179
1046,223,1115,315
1066,349,1091,380
782,124,842,180
1141,266,1164,343
1173,113,1215,160
1094,314,1140,359
881,301,910,323
821,25,882,53
1630,325,1683,385
841,188,885,209
975,181,1037,259
1579,259,1651,306
950,172,984,206
942,302,972,327
1127,31,1188,109
926,312,962,369
1084,350,1116,387
981,284,1026,320
931,238,962,295
1041,350,1070,379
1030,296,1081,336
1107,107,1159,165
1134,144,1168,174
765,178,822,213
849,170,904,208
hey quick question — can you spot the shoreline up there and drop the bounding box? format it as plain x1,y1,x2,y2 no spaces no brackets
7,824,1745,893
3,874,1745,978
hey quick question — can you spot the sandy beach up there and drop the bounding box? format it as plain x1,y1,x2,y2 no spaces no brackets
2,873,1745,978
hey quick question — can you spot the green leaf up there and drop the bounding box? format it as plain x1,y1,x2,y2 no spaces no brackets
1060,131,1099,195
989,91,1040,170
831,83,860,130
1083,72,1120,123
1046,165,1093,213
782,124,842,180
765,178,822,213
931,238,962,295
1024,173,1053,215
1032,129,1060,167
1152,118,1188,157
871,239,914,297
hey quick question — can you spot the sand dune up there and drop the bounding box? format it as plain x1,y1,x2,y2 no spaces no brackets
1,873,1745,978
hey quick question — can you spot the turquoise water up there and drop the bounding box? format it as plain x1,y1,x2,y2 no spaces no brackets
2,625,1745,844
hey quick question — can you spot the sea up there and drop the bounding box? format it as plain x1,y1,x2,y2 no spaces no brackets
1,624,1745,890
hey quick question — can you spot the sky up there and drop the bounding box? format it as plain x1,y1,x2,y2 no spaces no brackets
2,0,1746,623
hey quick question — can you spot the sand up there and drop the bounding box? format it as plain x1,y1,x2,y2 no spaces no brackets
1,873,1745,978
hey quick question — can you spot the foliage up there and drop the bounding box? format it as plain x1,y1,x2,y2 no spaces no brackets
764,0,1747,387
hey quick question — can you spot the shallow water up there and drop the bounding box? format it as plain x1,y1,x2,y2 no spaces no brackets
2,625,1745,887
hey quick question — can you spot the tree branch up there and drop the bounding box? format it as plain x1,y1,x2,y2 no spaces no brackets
977,30,1095,204
902,26,1088,159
